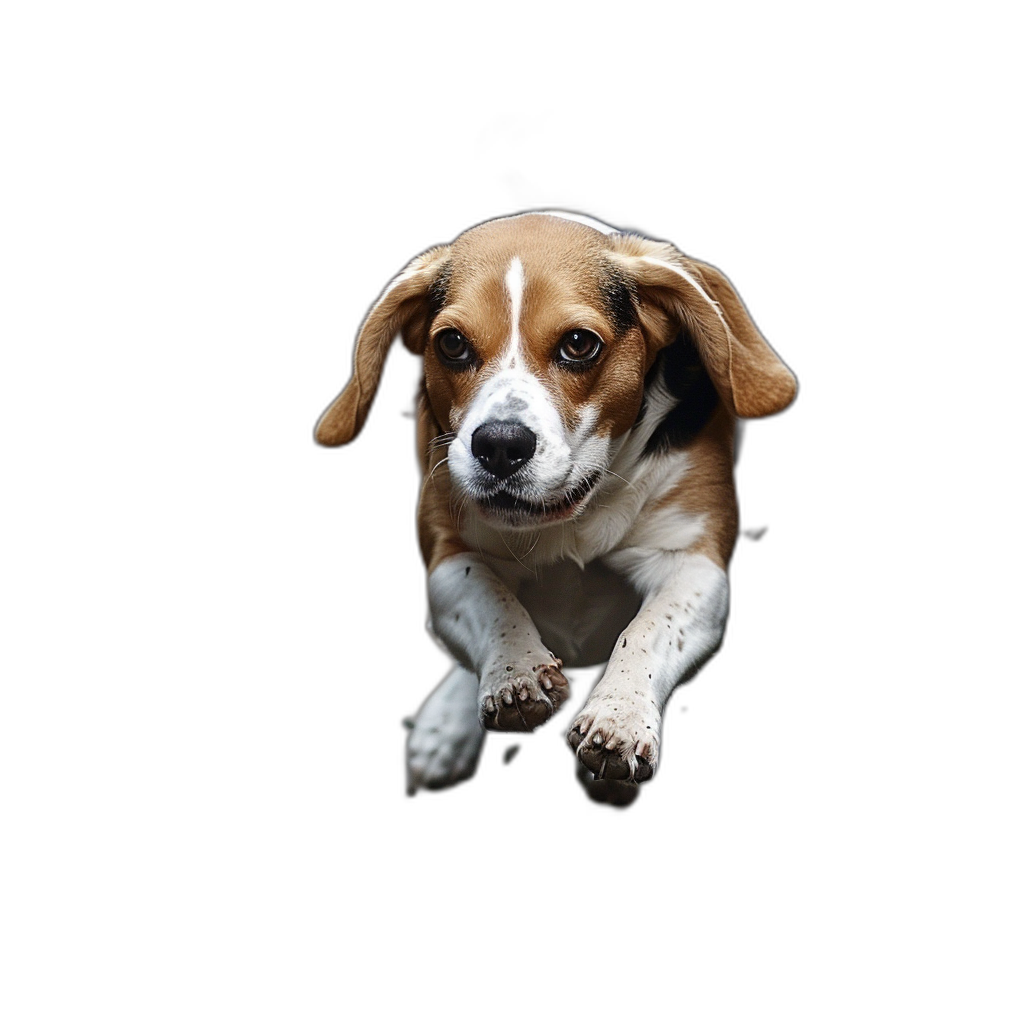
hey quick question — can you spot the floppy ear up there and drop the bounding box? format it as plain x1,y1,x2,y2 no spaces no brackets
314,246,450,446
610,239,797,418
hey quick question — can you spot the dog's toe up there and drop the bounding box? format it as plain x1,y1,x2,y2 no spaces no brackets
479,661,568,732
567,697,660,784
480,682,552,731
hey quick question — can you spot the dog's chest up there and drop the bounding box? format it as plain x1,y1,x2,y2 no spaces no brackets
505,558,641,668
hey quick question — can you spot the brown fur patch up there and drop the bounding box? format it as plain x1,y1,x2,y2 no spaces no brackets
651,405,739,569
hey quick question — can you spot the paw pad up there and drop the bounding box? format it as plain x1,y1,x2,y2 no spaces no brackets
479,660,569,732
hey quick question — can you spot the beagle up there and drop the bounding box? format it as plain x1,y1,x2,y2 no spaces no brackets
315,211,797,805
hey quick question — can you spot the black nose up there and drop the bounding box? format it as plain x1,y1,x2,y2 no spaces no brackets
471,421,537,479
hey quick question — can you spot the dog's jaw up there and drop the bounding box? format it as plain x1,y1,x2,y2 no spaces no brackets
471,468,604,529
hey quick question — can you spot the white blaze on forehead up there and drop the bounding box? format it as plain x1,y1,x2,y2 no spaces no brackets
503,256,525,369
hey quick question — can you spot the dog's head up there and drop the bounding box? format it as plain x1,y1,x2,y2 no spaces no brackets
315,212,796,529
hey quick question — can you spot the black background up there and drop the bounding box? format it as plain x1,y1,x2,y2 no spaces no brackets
239,101,864,864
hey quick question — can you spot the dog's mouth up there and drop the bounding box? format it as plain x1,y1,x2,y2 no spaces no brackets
476,472,602,525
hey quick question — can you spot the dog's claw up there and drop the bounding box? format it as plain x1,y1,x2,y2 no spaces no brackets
568,696,661,784
479,660,569,732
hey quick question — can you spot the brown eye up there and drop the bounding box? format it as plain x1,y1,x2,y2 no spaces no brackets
436,329,474,368
556,329,603,367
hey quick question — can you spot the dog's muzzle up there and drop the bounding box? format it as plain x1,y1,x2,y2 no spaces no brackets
466,417,598,524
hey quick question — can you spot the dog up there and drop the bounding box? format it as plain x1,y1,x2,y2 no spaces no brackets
315,211,796,805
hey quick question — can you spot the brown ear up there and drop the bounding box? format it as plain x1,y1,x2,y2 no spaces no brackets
611,239,797,418
314,246,450,446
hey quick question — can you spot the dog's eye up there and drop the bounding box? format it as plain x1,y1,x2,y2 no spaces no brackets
556,330,603,366
436,329,474,367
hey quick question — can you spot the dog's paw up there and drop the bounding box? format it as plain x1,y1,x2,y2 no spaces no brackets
479,657,569,732
567,694,660,782
406,667,485,795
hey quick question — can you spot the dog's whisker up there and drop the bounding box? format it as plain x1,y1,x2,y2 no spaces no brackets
499,530,534,575
601,468,637,494
427,432,457,453
427,455,450,489
451,493,471,532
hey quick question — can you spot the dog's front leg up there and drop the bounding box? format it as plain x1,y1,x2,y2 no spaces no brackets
429,552,570,732
569,551,730,782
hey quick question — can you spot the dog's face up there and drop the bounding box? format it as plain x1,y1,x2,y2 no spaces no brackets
315,212,796,530
421,217,651,528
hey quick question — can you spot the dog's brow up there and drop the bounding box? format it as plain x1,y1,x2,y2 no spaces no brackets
426,261,452,319
600,267,638,336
